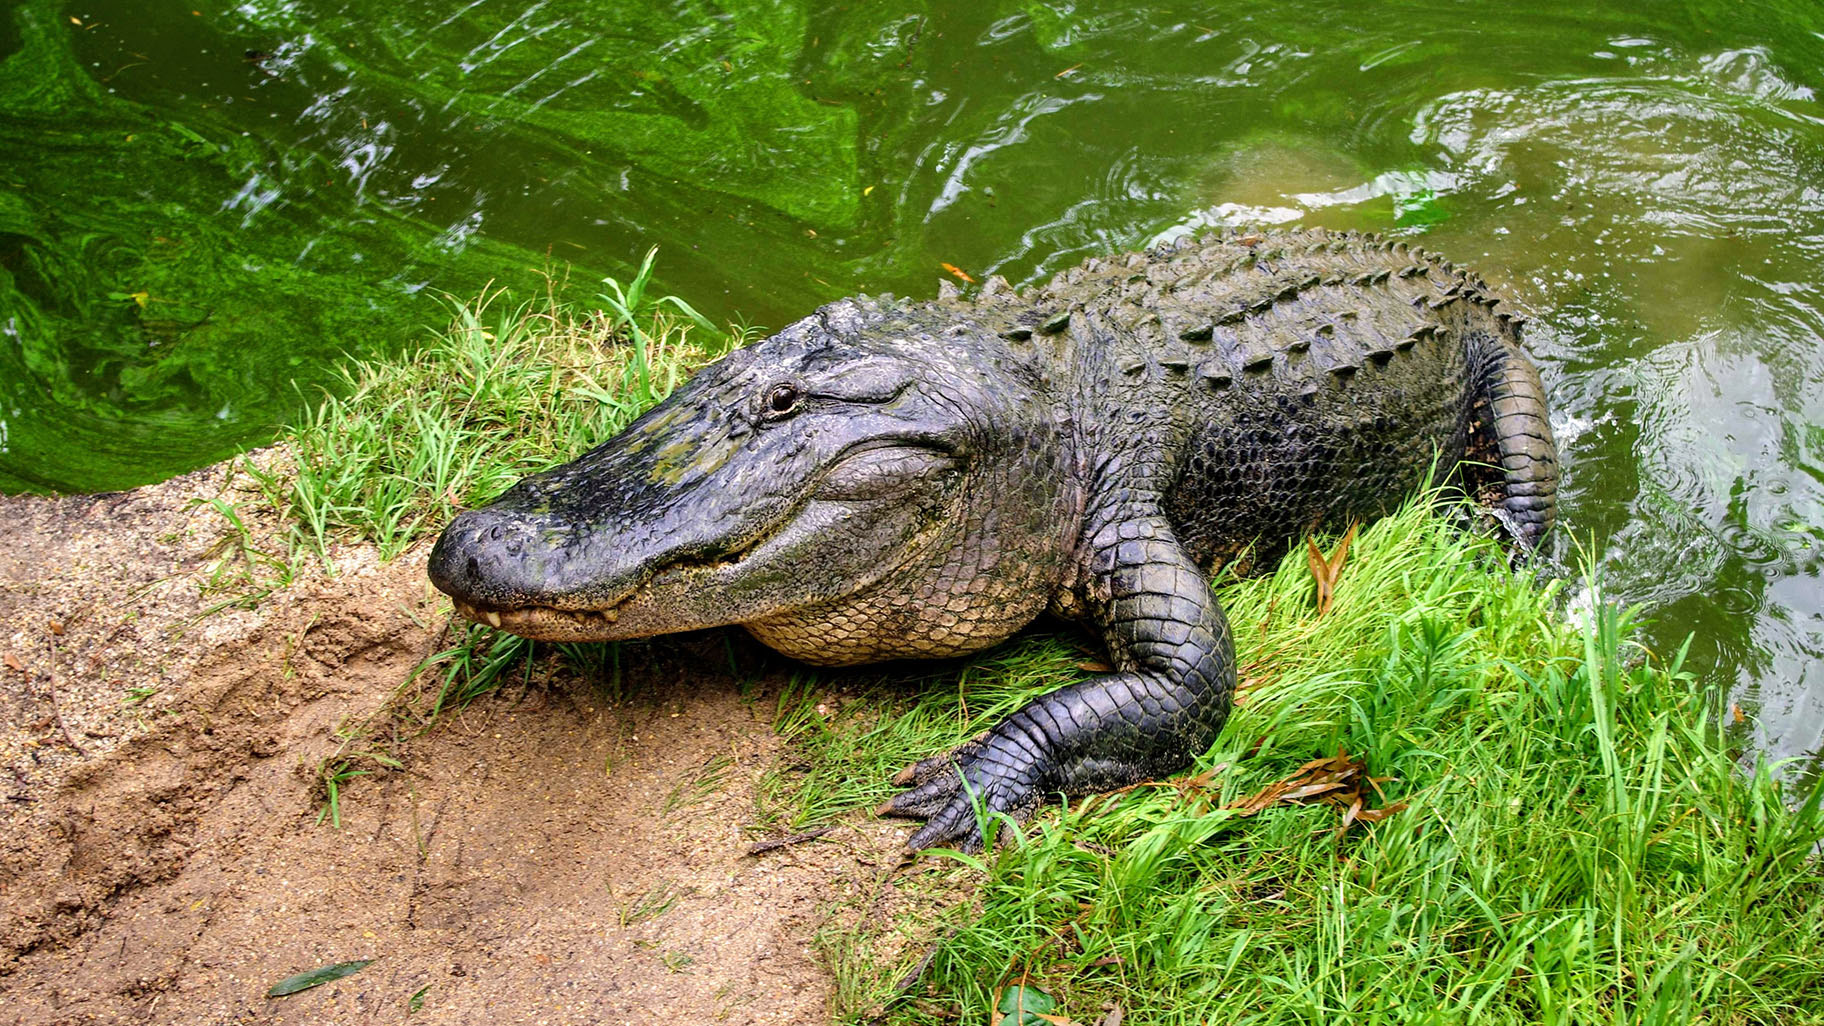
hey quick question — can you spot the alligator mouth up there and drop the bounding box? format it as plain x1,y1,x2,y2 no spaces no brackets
451,597,630,640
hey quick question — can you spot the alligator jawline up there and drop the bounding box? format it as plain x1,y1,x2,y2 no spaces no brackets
453,598,624,633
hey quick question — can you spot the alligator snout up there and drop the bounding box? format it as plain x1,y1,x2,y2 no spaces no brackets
428,506,577,611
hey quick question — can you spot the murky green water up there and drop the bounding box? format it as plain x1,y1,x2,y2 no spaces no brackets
3,0,1821,772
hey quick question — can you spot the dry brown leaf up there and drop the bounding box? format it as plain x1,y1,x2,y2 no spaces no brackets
1076,660,1113,673
941,262,976,284
1055,63,1082,78
1305,523,1357,616
1225,747,1405,836
2,652,21,673
1355,803,1409,823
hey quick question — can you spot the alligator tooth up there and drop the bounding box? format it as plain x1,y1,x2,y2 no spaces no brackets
983,274,1012,296
937,279,962,301
486,611,502,628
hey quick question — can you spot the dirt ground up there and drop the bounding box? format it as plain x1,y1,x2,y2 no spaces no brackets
0,461,938,1025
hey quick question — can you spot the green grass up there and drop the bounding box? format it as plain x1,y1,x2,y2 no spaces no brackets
249,268,733,563
256,273,1824,1024
800,505,1824,1025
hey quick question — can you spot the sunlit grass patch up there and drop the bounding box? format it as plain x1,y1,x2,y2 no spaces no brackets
251,270,731,563
823,503,1824,1025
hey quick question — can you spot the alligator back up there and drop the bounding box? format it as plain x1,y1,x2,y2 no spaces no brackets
993,229,1544,570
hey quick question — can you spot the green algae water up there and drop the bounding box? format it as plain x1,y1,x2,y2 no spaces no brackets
3,0,1823,770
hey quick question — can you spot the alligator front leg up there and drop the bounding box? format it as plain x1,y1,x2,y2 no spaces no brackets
882,513,1236,851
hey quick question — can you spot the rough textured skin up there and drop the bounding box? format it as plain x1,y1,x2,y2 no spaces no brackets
428,228,1558,851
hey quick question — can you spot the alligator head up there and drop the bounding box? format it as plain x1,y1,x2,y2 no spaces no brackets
428,299,1072,665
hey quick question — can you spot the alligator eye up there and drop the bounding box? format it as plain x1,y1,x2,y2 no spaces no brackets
764,383,801,417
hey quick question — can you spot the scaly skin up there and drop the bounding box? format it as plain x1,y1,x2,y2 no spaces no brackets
428,228,1558,852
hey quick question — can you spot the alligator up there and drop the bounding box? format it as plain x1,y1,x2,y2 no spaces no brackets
427,228,1558,852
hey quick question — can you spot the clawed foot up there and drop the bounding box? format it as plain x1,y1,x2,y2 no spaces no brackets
877,735,1048,852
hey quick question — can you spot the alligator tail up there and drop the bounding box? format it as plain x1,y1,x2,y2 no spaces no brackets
1476,334,1559,549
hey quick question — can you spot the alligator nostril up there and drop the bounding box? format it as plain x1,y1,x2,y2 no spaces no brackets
467,556,480,579
488,524,504,541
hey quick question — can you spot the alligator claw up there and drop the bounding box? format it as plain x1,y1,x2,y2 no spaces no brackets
879,737,1045,852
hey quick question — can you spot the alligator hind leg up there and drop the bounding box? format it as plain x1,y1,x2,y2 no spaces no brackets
1476,334,1559,549
881,510,1235,851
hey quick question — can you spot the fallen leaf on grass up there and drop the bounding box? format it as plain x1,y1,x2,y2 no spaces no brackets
1304,523,1357,617
267,959,373,997
941,262,976,284
1227,748,1406,836
994,983,1079,1025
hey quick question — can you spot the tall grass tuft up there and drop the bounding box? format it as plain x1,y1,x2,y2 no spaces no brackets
822,501,1824,1024
251,272,729,562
